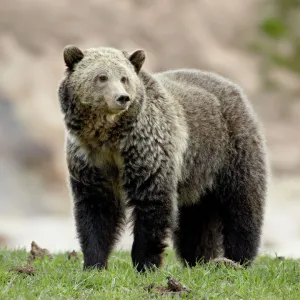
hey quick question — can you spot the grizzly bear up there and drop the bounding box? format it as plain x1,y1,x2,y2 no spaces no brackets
58,45,268,272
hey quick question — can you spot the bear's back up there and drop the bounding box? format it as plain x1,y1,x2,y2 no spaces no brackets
154,69,258,133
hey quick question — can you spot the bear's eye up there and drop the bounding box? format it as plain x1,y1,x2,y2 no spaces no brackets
98,75,108,82
121,76,128,84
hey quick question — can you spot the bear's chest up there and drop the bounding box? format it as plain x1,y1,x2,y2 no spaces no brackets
81,113,124,148
88,145,127,202
88,145,124,176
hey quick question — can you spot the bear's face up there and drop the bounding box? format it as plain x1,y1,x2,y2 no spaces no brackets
62,46,145,116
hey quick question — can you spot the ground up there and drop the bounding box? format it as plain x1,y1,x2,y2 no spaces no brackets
1,248,300,299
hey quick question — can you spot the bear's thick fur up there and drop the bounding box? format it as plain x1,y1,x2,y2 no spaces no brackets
58,46,268,272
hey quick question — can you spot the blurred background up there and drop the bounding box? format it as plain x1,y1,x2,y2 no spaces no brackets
0,0,300,257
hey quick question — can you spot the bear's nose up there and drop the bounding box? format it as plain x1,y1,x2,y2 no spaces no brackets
116,95,130,104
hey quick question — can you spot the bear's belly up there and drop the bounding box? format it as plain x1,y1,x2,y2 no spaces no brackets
177,171,215,205
176,145,221,205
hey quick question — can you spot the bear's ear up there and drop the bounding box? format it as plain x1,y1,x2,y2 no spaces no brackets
63,45,84,71
128,49,145,73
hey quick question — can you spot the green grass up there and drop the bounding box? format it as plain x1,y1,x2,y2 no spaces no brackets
0,248,299,299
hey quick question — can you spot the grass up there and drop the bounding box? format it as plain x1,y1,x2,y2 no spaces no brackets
0,248,300,299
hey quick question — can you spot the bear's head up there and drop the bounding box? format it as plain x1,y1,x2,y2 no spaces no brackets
59,46,146,117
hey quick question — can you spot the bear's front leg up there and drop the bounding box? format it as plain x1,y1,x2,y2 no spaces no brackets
124,160,177,273
70,177,125,271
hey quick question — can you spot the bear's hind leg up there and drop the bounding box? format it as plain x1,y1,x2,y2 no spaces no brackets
220,184,265,266
174,192,223,267
219,146,267,266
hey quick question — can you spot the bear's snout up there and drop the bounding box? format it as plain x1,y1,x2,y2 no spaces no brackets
116,95,130,104
115,95,131,106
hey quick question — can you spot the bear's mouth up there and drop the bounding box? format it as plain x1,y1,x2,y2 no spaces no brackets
106,101,130,114
107,106,129,115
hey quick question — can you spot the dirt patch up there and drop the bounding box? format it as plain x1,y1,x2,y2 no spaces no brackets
145,276,190,296
28,241,52,263
9,266,36,275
